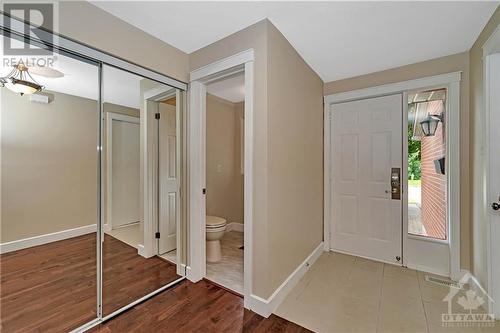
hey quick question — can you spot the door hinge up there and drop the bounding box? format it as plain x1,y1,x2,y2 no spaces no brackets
396,256,401,262
155,232,160,239
155,113,160,119
202,188,206,195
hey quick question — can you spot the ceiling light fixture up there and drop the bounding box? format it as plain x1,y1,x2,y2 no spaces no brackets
0,62,44,95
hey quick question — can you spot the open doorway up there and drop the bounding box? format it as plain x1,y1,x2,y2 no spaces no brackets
204,73,245,294
141,85,183,271
105,111,141,248
188,49,254,306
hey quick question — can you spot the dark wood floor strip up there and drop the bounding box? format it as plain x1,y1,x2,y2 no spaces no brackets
90,280,311,333
0,232,179,333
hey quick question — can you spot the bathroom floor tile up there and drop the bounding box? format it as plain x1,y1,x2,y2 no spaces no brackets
206,231,244,294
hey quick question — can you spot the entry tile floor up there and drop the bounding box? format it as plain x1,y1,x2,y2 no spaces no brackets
206,231,244,294
276,252,499,333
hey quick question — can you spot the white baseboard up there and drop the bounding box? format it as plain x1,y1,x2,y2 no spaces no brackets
247,241,324,318
226,222,244,233
407,262,449,278
104,223,112,232
180,264,195,280
0,224,97,254
137,244,146,257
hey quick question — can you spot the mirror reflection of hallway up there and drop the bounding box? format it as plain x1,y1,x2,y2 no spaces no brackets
0,46,100,332
101,65,181,316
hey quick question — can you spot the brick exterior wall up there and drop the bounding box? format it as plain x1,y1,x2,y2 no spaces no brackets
420,101,447,239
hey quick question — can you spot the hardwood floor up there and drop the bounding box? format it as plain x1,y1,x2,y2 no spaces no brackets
0,233,179,333
102,234,178,315
91,279,311,333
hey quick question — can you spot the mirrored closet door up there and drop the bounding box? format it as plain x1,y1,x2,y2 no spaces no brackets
1,23,187,332
0,35,100,332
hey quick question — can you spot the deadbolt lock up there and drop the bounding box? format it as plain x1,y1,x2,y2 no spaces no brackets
390,168,401,200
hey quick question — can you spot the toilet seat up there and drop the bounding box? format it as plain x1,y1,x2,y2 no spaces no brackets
206,215,227,228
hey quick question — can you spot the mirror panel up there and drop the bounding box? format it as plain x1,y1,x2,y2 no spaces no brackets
101,65,185,316
0,37,100,332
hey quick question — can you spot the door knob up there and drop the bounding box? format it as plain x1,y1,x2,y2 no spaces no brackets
492,202,500,211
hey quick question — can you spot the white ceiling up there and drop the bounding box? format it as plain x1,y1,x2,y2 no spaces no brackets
207,73,245,103
92,1,498,82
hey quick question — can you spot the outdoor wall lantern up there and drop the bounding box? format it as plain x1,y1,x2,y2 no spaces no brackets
420,113,444,137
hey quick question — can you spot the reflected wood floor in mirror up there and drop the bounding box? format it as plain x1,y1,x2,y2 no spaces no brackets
91,280,311,333
0,233,178,333
102,234,178,315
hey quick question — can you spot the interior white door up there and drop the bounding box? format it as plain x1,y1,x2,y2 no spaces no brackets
111,118,141,228
329,94,403,264
158,102,179,254
487,53,500,317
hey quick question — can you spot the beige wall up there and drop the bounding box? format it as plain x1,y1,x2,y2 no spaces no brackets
0,90,139,244
1,89,98,243
266,23,324,297
190,20,324,298
324,52,472,270
470,7,500,290
56,1,189,82
206,94,244,224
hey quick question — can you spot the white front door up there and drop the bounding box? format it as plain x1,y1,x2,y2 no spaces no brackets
158,102,179,254
487,52,500,317
329,94,403,264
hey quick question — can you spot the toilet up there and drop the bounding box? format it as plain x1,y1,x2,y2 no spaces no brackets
206,215,227,262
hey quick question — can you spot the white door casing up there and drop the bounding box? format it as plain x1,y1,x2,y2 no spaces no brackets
158,102,179,254
188,49,254,310
106,113,140,230
486,52,500,318
329,94,403,264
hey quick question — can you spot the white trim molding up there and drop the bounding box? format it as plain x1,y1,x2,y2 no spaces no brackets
483,25,500,57
0,224,97,254
324,71,462,281
188,49,255,310
137,244,146,257
247,242,324,318
483,25,500,319
324,72,461,105
190,49,254,82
